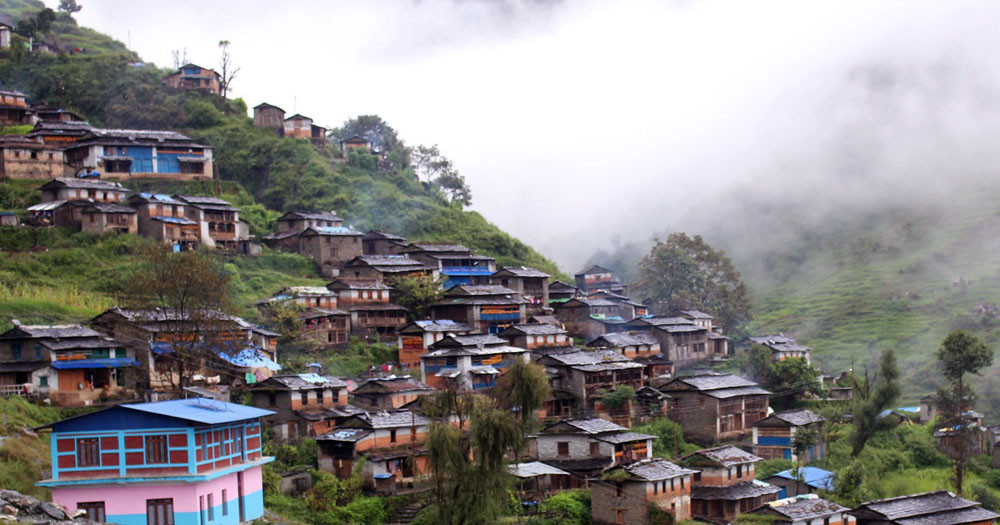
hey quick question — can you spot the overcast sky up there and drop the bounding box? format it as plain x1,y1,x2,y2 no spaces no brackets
66,0,1000,271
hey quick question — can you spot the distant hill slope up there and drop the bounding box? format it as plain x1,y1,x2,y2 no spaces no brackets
0,0,134,56
0,3,563,274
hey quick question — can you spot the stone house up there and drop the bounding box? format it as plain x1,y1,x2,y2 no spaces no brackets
79,201,137,235
753,408,826,462
680,445,780,523
0,89,30,125
339,135,373,158
316,410,431,487
174,195,245,251
491,266,550,315
591,458,697,525
128,193,200,250
28,120,94,145
555,298,627,341
28,178,129,229
549,280,580,304
310,124,327,147
850,491,999,525
262,210,343,251
0,136,65,180
588,331,672,382
88,307,280,396
351,376,434,410
575,265,626,295
284,114,314,140
534,348,644,417
500,323,571,351
297,309,350,346
745,334,811,363
296,225,364,277
661,373,770,442
747,495,853,525
253,103,285,135
249,373,349,441
326,279,407,337
431,284,528,335
534,417,655,478
509,461,573,499
163,64,222,94
400,243,497,287
31,104,85,124
63,128,213,181
0,323,137,406
362,230,408,255
341,255,436,284
626,317,712,369
420,334,528,391
396,320,476,371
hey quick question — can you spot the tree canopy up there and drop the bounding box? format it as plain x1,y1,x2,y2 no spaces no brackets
634,232,752,332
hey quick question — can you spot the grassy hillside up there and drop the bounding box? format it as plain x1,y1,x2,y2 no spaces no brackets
0,0,134,57
743,181,1000,414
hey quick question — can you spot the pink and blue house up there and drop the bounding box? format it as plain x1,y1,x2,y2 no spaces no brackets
36,398,274,525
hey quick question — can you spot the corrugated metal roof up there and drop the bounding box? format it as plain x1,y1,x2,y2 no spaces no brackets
51,358,140,370
121,398,274,424
508,461,569,478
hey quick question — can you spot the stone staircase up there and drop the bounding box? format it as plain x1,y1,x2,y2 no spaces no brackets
387,501,425,525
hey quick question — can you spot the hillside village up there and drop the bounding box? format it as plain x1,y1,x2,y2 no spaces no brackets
2,4,1000,525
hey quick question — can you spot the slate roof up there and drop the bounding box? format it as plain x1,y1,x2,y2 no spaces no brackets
544,417,627,435
596,431,657,444
0,324,102,340
404,242,469,252
346,255,427,268
363,230,405,241
446,284,519,296
560,298,619,308
327,279,392,291
355,410,430,429
278,210,341,222
495,266,550,278
663,373,770,398
130,193,183,205
571,361,644,373
433,334,508,347
82,202,136,214
280,286,337,297
549,280,579,292
756,408,825,427
401,320,476,333
589,332,658,347
509,461,570,478
691,481,781,501
541,349,630,366
318,428,371,442
748,334,812,353
174,195,237,211
576,265,612,276
500,324,567,336
851,491,1000,525
758,497,848,521
678,309,713,319
685,445,762,467
39,178,126,192
354,376,432,394
254,374,347,390
621,458,697,481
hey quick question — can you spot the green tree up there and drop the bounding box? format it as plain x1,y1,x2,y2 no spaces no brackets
435,170,473,207
494,359,551,438
745,344,773,383
935,330,994,495
58,0,82,14
634,233,752,332
335,115,410,170
850,349,901,456
16,8,56,39
389,274,445,321
766,357,824,410
600,385,636,413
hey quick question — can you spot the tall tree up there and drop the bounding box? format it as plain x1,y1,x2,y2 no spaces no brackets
218,40,240,99
335,115,410,170
493,359,551,438
125,246,236,393
412,144,453,183
935,330,994,495
634,233,752,332
389,275,444,321
435,170,473,207
766,356,824,410
850,349,900,456
16,8,56,39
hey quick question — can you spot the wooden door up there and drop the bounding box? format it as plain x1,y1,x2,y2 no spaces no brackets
146,499,174,525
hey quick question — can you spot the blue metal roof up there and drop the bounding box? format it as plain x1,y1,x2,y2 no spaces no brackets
306,362,323,368
152,216,197,225
310,226,361,235
215,348,282,371
770,467,834,490
51,358,140,369
121,398,274,424
441,269,496,276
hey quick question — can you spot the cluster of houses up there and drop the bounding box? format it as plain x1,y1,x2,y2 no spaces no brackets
27,385,1000,525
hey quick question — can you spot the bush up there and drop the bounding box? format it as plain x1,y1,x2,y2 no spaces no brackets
755,458,794,479
529,489,591,525
634,418,700,458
